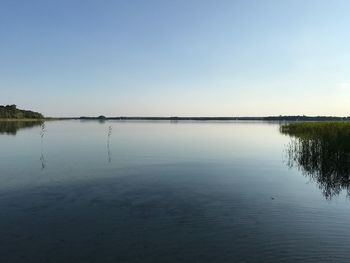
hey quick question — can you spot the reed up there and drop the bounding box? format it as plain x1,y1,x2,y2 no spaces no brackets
280,122,350,199
280,121,350,141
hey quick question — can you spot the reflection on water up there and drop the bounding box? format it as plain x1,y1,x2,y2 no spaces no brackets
107,125,112,163
282,125,350,199
40,123,47,170
0,120,43,135
2,121,350,262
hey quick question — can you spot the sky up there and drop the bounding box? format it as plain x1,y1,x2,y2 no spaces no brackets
0,0,349,117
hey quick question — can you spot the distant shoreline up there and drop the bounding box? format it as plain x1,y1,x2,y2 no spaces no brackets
1,105,349,122
0,118,45,122
1,116,350,122
56,116,350,121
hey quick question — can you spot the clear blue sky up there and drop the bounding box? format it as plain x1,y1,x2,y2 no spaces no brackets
0,0,349,117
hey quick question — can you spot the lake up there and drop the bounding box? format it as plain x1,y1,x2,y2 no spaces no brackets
0,120,349,262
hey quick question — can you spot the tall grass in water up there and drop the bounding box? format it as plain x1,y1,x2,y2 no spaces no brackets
107,126,112,163
280,122,350,199
280,122,350,140
40,123,46,170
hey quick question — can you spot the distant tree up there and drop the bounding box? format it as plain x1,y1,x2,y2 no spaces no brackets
0,105,44,119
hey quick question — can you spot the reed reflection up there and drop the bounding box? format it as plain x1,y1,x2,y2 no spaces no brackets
0,121,43,135
107,125,112,163
40,123,47,170
281,122,350,199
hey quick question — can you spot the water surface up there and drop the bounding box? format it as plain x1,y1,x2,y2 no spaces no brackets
0,120,349,262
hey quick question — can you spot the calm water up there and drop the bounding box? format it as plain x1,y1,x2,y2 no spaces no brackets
0,120,349,262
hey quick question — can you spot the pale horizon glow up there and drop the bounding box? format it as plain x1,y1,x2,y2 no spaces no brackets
0,0,349,117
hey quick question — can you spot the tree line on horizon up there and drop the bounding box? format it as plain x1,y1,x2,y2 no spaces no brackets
0,105,44,119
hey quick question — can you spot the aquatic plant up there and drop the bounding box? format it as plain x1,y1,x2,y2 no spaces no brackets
40,123,47,170
280,122,350,199
107,125,112,163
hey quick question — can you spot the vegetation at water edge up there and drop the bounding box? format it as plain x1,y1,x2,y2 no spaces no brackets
0,105,44,119
280,122,350,199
